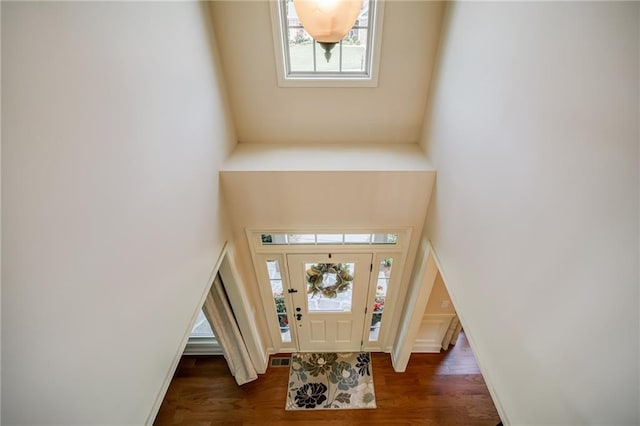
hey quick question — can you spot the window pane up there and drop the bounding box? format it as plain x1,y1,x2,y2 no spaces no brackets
261,233,288,244
191,309,215,338
315,42,341,72
288,234,315,244
306,262,355,312
377,258,392,297
371,233,398,244
341,41,367,72
288,38,315,72
344,233,371,243
267,259,281,280
316,234,343,244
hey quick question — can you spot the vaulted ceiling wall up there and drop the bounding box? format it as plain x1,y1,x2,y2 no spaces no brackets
210,1,445,144
2,2,236,424
421,2,639,425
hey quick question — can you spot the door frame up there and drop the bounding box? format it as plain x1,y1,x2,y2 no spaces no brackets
248,229,411,354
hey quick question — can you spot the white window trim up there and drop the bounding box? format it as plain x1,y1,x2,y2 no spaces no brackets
183,337,223,356
269,0,386,88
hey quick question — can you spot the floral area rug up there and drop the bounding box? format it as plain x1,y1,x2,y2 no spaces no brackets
285,352,376,410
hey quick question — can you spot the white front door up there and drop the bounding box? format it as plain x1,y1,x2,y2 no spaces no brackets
286,253,372,352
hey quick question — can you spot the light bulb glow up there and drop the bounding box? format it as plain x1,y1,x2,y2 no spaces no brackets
317,0,339,12
293,0,363,43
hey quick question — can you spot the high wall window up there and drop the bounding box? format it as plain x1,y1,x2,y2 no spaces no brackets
271,0,384,87
184,309,221,355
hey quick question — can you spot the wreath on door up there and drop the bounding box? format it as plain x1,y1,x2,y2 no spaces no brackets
306,263,354,298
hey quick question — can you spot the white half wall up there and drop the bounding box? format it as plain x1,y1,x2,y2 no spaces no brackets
422,2,639,425
2,2,235,425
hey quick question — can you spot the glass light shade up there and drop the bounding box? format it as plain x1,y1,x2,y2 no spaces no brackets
293,0,363,43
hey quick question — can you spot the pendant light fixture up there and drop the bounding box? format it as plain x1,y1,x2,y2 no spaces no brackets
293,0,363,62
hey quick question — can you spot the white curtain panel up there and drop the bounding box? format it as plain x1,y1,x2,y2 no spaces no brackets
202,274,258,385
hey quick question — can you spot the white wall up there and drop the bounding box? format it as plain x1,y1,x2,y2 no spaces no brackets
2,2,235,425
422,2,639,425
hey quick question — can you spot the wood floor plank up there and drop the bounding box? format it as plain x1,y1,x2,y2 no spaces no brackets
154,332,500,425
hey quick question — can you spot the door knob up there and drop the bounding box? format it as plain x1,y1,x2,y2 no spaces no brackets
296,313,302,321
296,307,301,312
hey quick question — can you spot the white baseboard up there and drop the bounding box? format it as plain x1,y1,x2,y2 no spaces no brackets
412,313,455,353
183,339,224,356
390,348,407,372
412,342,443,353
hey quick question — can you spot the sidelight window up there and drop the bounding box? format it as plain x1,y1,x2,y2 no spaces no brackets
369,257,392,342
266,259,292,343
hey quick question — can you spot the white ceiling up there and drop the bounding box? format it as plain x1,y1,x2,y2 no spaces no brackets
209,1,445,144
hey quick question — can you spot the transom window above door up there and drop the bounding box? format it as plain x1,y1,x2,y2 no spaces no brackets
270,0,384,87
260,232,398,246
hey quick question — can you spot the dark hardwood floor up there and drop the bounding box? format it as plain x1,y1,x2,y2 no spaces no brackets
154,332,501,425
